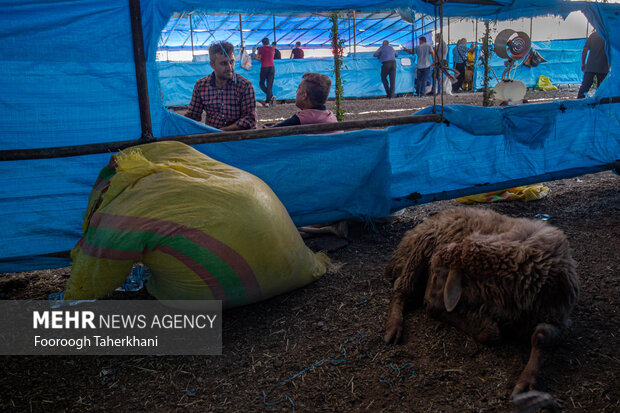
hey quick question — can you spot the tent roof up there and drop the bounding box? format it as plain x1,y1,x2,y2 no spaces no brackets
159,12,441,50
157,1,590,51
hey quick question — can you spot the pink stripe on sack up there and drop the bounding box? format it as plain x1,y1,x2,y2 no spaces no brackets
89,212,261,300
157,245,227,300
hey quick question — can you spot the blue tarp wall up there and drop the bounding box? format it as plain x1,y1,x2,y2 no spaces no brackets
0,0,618,272
159,38,587,106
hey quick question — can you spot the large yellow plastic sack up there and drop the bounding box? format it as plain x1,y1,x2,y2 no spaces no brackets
536,75,558,91
65,141,329,308
457,184,549,204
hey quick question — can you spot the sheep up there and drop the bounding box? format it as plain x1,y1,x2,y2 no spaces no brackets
384,207,579,410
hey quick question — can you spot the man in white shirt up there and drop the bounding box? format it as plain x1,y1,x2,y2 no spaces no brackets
414,36,435,97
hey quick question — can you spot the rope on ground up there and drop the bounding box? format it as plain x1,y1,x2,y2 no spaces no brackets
263,332,365,412
379,362,415,388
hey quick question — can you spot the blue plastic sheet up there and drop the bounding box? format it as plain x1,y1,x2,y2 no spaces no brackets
0,0,618,272
158,38,590,107
159,56,417,105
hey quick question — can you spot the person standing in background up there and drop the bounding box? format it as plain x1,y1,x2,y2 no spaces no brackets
291,42,305,59
257,38,276,106
413,37,435,97
463,43,476,91
433,33,448,95
452,38,468,93
373,40,398,99
577,30,609,99
273,42,282,60
250,46,259,60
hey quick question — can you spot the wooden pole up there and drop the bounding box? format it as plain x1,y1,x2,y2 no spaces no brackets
348,15,351,54
0,115,443,161
273,14,276,43
128,0,153,142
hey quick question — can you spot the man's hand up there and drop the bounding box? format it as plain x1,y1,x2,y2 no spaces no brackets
221,123,243,131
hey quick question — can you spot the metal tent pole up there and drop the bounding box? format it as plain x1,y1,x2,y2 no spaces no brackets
440,4,444,115
239,14,244,49
128,0,153,142
433,5,437,111
353,11,357,56
190,14,194,58
474,19,478,91
273,14,276,43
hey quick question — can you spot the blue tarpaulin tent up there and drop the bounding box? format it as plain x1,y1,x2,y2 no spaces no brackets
0,0,618,271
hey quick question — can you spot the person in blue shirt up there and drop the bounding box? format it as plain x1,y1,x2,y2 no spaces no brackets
374,40,398,99
452,38,468,93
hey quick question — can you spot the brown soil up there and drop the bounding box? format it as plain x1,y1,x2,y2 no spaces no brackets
1,92,619,412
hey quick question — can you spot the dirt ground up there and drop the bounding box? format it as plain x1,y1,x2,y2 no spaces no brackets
1,90,619,412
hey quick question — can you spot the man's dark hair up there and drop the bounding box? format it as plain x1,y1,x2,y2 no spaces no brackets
301,72,332,106
420,36,427,43
262,37,269,45
209,41,234,63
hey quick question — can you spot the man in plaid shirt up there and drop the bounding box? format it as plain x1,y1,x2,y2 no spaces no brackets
185,41,257,130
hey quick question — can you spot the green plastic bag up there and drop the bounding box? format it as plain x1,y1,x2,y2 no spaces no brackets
536,75,557,91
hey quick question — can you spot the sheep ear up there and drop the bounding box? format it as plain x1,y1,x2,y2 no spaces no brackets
444,268,462,312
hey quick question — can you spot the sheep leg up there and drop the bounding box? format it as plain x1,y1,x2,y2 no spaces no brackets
384,291,406,344
512,323,560,396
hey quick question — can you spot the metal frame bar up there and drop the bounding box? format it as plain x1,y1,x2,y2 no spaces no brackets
300,16,333,45
341,13,409,47
390,29,415,44
199,13,233,46
180,14,205,47
223,13,252,43
354,13,395,44
241,14,273,45
272,15,294,44
289,16,327,45
189,14,194,56
319,14,349,46
275,13,314,46
357,18,406,45
160,13,183,48
356,13,397,44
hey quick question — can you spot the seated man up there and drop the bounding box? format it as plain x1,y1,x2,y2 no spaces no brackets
185,41,257,130
272,72,337,127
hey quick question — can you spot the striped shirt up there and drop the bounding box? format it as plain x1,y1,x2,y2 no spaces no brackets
185,73,257,130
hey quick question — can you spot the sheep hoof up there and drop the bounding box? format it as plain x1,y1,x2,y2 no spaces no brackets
512,390,558,413
512,369,537,396
384,323,403,344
